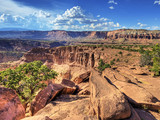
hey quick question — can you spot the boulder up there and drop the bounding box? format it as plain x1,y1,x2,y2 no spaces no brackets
31,80,77,115
23,95,97,120
30,84,64,115
89,70,131,120
73,71,91,84
61,79,77,94
0,87,25,120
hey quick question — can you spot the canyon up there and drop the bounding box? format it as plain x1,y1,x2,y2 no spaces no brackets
0,45,159,120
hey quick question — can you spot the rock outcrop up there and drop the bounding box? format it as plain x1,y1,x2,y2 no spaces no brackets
30,80,77,115
0,87,25,120
89,70,131,120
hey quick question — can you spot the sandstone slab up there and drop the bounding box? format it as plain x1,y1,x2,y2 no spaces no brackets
90,70,131,120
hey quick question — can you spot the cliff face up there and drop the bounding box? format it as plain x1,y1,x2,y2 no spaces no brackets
106,29,160,40
22,46,115,69
22,46,96,68
0,40,65,63
22,45,140,68
1,29,160,42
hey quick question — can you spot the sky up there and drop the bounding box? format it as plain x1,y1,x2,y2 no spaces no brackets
0,0,160,31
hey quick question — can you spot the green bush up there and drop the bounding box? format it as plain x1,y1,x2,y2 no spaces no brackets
0,61,58,103
139,44,160,76
98,59,111,72
110,60,115,65
140,50,152,67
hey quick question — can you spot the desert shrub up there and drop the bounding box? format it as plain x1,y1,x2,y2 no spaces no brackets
98,59,111,72
118,51,123,56
140,50,152,67
139,44,160,76
0,61,57,103
116,58,120,62
150,44,160,76
110,60,115,65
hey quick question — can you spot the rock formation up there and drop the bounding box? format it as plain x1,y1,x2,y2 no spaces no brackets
0,29,160,42
3,45,160,120
0,87,25,120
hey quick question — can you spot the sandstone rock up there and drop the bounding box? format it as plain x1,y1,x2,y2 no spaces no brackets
30,84,64,115
73,71,91,84
63,70,71,80
61,79,77,94
0,87,25,120
77,82,90,95
78,87,90,95
102,68,131,83
21,115,52,120
89,70,131,120
29,95,97,120
112,81,158,103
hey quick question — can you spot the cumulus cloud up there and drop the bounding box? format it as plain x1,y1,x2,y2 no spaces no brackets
51,6,120,31
108,0,118,5
154,0,160,5
109,6,115,10
137,22,147,27
0,5,120,31
0,11,53,30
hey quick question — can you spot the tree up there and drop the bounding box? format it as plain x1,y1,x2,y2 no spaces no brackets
98,59,111,72
0,61,57,103
140,50,152,67
151,44,160,76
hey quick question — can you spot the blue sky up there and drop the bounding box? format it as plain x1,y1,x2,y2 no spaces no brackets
0,0,160,31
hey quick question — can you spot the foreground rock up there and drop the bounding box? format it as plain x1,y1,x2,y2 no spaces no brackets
90,70,131,120
31,80,77,115
0,87,25,120
73,71,91,84
22,95,97,120
30,84,64,115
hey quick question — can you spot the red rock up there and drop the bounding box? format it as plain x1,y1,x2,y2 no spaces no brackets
61,79,77,94
90,70,131,120
0,87,25,120
30,84,64,115
73,71,91,84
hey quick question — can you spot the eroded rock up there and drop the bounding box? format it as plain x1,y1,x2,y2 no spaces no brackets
90,70,131,120
0,87,25,120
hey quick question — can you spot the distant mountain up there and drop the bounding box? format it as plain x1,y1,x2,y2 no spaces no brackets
0,29,160,43
0,28,32,31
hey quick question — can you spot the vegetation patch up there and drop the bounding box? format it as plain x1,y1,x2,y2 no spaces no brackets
0,61,57,104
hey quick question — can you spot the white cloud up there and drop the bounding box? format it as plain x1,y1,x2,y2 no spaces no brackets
137,22,147,27
0,0,39,16
33,10,51,18
154,0,160,5
51,6,120,31
108,0,118,5
151,26,159,30
0,5,121,31
109,6,115,10
97,15,101,17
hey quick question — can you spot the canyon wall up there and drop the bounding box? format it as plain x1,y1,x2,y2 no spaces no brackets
0,29,160,42
22,46,103,68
